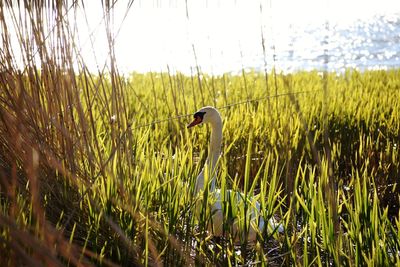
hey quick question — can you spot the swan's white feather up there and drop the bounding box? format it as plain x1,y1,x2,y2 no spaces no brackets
189,106,283,241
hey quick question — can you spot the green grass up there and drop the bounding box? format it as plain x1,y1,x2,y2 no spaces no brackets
1,67,400,266
1,2,400,266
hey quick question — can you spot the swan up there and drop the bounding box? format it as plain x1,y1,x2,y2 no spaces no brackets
187,106,283,241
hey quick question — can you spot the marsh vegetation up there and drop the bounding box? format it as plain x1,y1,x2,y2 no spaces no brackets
0,1,399,266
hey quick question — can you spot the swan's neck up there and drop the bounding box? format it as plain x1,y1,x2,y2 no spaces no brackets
207,119,222,170
196,117,222,194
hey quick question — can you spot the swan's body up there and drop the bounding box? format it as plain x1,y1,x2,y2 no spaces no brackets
188,106,283,241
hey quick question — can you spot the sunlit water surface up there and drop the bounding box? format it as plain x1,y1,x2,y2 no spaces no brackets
5,0,400,74
108,0,400,74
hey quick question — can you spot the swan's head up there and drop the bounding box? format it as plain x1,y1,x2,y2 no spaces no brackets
187,106,221,128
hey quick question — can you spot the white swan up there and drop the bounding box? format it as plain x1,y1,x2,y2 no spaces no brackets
187,106,283,241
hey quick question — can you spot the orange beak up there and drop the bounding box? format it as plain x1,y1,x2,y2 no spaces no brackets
187,117,202,128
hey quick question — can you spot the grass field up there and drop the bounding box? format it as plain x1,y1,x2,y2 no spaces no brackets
1,67,400,266
1,2,400,267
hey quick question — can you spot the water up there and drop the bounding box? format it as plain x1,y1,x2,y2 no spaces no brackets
270,14,400,73
5,1,400,74
109,0,400,74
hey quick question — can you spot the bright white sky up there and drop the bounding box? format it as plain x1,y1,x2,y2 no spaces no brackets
5,0,400,74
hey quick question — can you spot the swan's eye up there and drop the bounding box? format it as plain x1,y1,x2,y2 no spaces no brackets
187,111,206,128
194,111,206,120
